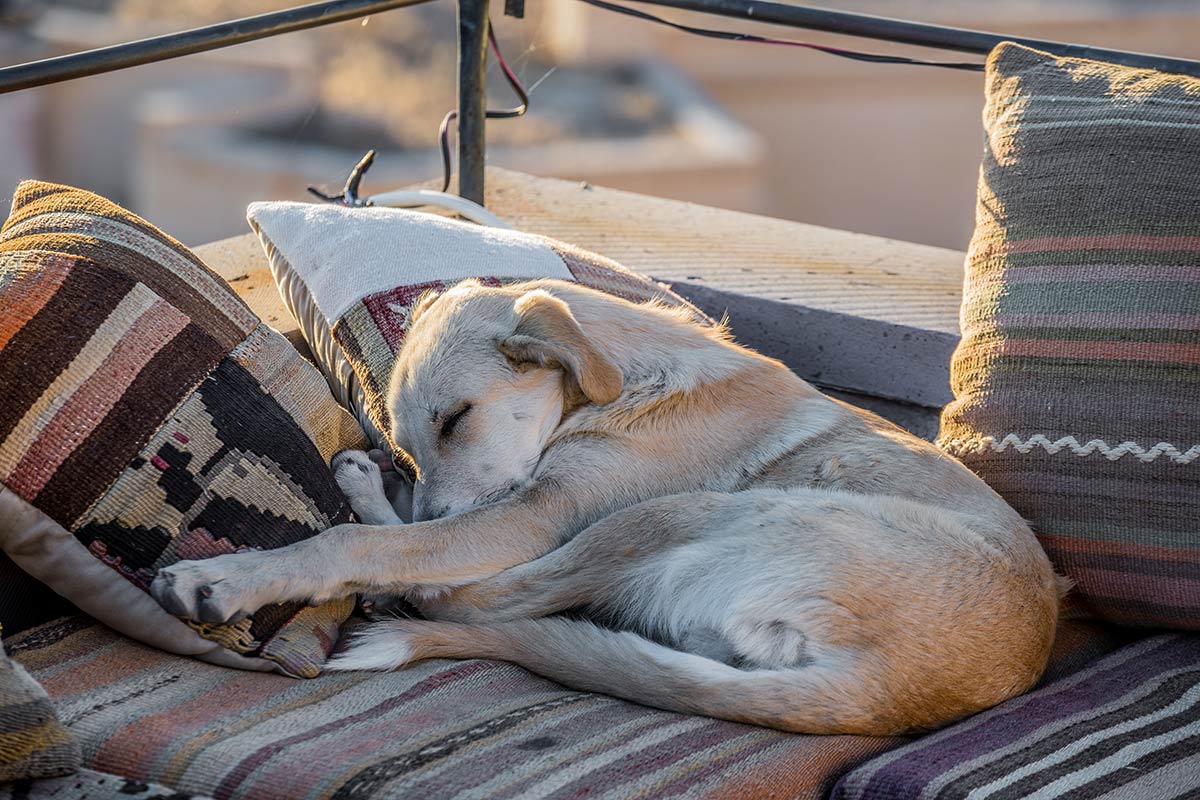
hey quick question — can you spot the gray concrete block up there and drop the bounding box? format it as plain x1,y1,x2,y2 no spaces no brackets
669,280,958,410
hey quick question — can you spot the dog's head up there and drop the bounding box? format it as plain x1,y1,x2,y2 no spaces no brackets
387,280,623,521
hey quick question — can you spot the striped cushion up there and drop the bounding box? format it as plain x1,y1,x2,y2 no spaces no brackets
1,769,213,800
6,615,1133,800
247,202,708,448
12,617,896,800
0,632,79,782
834,633,1200,800
0,182,366,676
938,43,1200,629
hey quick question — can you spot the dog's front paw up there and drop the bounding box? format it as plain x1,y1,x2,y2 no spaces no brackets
332,449,398,525
332,449,386,501
151,551,272,625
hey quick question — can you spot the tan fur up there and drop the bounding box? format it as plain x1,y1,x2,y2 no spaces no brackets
501,290,623,407
152,279,1064,735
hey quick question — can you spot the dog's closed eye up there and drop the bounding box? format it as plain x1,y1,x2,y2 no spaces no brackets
439,404,472,439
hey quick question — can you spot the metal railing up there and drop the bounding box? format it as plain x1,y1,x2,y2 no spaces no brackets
3,0,1200,206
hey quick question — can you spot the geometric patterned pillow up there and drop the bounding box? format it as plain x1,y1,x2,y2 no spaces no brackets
247,201,710,449
0,182,364,676
0,629,79,783
938,43,1200,630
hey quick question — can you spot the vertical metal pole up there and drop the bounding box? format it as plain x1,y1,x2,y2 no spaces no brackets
456,0,488,205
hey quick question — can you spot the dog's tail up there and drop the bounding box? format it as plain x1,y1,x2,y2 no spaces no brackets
328,617,897,735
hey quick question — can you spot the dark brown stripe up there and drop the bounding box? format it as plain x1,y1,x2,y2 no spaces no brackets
2,232,248,349
946,384,1196,441
993,479,1200,520
4,616,93,655
0,257,135,443
990,488,1197,540
974,458,1200,494
0,182,71,228
37,324,228,527
963,449,1200,483
973,467,1200,522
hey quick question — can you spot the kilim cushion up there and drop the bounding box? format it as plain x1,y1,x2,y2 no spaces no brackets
247,201,709,448
0,181,367,677
937,43,1200,630
1,769,214,800
833,632,1200,800
0,629,79,783
4,615,1133,800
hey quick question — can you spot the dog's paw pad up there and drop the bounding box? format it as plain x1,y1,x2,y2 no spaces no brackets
332,450,385,494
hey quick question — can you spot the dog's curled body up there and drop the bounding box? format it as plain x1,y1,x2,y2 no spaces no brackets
152,279,1064,735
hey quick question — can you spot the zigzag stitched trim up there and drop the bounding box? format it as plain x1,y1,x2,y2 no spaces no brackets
937,433,1200,465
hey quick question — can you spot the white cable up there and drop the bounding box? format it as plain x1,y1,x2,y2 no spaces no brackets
365,189,512,229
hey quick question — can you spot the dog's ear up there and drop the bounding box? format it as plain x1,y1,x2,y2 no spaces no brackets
408,290,441,327
501,290,623,406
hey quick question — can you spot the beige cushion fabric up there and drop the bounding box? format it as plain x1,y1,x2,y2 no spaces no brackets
0,485,273,672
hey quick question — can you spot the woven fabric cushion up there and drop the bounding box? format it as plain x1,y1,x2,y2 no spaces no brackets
0,182,365,677
937,43,1200,630
6,615,1133,800
12,616,892,800
0,769,213,800
834,632,1200,800
247,201,708,447
0,631,79,783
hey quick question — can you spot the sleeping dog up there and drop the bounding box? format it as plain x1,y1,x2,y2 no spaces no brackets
152,279,1065,735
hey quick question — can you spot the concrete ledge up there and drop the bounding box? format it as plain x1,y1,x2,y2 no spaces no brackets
200,169,965,437
674,281,955,410
477,168,964,409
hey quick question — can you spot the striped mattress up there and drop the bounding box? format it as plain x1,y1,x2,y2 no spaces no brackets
834,633,1200,800
7,613,1141,800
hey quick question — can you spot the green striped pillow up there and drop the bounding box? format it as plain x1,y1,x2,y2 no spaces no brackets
939,43,1200,630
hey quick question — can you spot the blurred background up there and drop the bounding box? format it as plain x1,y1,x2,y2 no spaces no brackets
2,0,1199,248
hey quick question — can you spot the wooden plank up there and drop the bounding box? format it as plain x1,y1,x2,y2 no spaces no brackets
194,233,312,358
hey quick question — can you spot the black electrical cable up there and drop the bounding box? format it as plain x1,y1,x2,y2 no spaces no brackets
577,0,985,71
438,20,530,193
